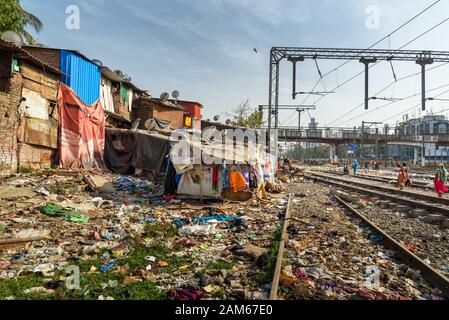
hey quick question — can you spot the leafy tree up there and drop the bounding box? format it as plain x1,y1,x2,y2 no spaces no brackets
230,99,263,129
285,144,330,161
0,0,43,45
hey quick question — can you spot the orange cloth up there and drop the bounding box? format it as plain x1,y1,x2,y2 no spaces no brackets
229,171,247,192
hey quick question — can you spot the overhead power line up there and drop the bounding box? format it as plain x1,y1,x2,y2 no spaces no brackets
382,86,449,123
327,62,449,126
315,15,449,127
335,82,449,126
282,0,442,125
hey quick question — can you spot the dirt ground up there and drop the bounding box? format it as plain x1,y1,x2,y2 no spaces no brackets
0,170,446,300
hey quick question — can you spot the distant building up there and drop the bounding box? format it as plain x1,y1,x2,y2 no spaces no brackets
306,118,322,148
173,100,202,130
390,115,449,162
398,115,449,136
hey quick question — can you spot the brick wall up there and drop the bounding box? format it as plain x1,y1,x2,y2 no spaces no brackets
153,104,184,129
23,47,61,69
17,143,55,169
0,73,22,175
0,56,60,175
133,100,184,130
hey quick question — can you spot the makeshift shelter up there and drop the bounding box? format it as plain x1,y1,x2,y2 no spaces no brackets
104,128,170,174
24,46,101,106
167,134,269,200
0,39,62,174
132,97,186,131
100,67,145,128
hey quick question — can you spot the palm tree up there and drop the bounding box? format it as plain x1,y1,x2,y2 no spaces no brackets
21,9,43,45
0,0,43,45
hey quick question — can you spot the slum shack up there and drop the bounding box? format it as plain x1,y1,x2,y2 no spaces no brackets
104,128,171,175
166,131,268,201
101,66,147,129
0,39,62,174
132,96,186,131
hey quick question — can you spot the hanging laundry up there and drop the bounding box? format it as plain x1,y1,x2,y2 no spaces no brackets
212,165,219,191
229,171,247,192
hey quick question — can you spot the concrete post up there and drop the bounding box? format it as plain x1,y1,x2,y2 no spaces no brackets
414,146,418,165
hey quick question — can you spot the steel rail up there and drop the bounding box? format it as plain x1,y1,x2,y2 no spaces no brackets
306,174,449,216
310,172,449,207
334,195,449,297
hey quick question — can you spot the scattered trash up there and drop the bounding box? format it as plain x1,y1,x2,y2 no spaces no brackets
370,235,384,242
40,203,89,223
101,260,116,272
35,187,50,196
23,287,55,295
169,288,204,301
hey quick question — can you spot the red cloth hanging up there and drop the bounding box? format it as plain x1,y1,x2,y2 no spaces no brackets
58,83,106,170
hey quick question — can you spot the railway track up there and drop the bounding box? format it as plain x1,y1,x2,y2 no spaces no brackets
269,194,292,300
334,196,449,298
269,189,449,299
320,170,431,190
306,172,449,217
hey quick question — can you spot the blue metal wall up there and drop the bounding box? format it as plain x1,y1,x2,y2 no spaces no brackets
60,50,100,105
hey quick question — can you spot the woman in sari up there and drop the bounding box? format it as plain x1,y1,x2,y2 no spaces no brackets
397,164,408,190
434,164,448,198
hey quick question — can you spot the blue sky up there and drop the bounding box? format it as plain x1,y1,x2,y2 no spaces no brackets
21,0,449,129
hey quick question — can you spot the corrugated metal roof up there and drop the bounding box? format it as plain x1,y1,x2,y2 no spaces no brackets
149,98,186,111
24,45,94,63
60,50,101,105
172,99,203,107
101,66,123,83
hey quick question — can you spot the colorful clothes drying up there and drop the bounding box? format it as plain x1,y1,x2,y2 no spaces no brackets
229,171,247,193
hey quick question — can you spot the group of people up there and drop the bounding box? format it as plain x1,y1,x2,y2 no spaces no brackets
397,162,449,198
343,159,449,198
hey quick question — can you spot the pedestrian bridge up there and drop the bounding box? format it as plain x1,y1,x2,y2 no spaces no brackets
275,127,449,147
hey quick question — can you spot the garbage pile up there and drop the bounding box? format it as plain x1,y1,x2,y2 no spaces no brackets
0,171,286,300
278,181,445,300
